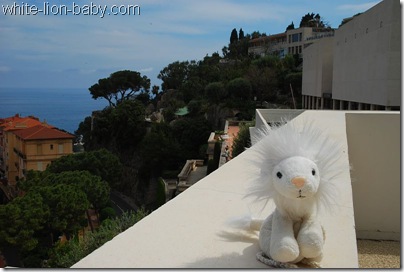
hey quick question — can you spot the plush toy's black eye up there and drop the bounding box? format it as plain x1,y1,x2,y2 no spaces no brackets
312,169,316,176
276,172,283,179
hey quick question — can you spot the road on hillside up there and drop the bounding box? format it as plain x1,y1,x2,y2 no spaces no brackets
110,191,137,216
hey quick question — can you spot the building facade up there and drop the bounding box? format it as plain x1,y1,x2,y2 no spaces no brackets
0,115,74,186
0,114,44,183
302,0,401,110
248,27,334,58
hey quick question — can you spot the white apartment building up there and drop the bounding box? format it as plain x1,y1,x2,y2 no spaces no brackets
302,0,401,110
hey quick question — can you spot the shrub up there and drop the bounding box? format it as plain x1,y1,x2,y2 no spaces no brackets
232,121,254,158
46,209,148,268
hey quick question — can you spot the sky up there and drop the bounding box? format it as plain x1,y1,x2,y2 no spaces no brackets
0,0,383,90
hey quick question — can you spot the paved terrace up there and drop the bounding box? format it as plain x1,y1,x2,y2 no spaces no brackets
73,110,362,268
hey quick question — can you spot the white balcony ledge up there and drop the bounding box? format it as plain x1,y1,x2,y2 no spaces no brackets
73,110,399,268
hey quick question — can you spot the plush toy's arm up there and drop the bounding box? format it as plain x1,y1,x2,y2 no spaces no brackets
269,210,300,263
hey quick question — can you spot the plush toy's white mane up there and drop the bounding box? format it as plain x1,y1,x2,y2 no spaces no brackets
246,120,345,215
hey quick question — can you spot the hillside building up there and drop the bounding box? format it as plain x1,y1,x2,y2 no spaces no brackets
248,27,335,58
0,114,74,186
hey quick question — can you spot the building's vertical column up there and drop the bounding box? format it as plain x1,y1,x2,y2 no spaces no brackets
302,95,306,109
332,99,337,110
385,106,392,111
348,101,352,110
340,100,344,110
370,104,375,110
358,103,362,110
308,96,311,109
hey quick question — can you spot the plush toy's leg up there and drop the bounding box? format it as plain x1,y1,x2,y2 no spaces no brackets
267,210,300,263
296,220,324,259
258,214,299,268
258,213,273,259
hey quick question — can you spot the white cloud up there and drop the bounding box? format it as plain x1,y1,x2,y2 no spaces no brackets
139,67,153,73
0,0,382,88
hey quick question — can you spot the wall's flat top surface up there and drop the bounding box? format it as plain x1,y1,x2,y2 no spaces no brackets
73,110,358,269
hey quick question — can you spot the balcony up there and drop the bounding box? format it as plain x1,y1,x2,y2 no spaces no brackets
72,109,399,268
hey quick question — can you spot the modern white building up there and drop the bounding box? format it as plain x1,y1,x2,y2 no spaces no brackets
302,0,401,110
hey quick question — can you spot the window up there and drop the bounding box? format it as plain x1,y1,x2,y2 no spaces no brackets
58,144,64,154
291,33,300,43
37,144,42,155
37,162,43,171
50,144,54,150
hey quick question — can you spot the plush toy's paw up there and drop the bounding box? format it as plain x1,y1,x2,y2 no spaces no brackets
297,231,324,258
297,221,324,258
271,237,300,263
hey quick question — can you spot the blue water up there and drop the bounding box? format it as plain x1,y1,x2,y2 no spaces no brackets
0,88,109,134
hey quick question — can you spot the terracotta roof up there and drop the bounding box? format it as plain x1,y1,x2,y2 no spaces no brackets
12,125,74,140
0,114,51,131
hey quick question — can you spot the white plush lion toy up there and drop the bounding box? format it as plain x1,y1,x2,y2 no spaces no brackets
234,120,344,268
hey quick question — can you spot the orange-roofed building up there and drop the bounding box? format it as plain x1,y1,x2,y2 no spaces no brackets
0,114,74,186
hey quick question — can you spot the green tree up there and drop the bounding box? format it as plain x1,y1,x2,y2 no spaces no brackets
227,77,252,101
36,184,89,236
231,122,253,158
205,82,228,104
0,192,49,252
171,117,212,159
247,65,278,104
45,149,123,189
158,61,193,91
239,28,245,40
139,124,182,178
47,209,148,268
41,171,110,210
109,99,147,153
230,28,238,44
299,13,327,28
286,21,295,31
78,100,147,158
89,70,151,107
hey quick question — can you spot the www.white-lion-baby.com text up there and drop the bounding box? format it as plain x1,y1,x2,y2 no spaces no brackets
2,2,141,18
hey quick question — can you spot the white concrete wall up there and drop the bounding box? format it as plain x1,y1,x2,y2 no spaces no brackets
345,112,400,240
302,37,334,97
332,0,401,106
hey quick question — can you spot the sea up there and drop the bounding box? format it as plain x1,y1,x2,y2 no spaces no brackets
0,88,109,134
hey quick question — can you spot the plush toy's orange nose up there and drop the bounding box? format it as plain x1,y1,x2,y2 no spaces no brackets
291,177,306,188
